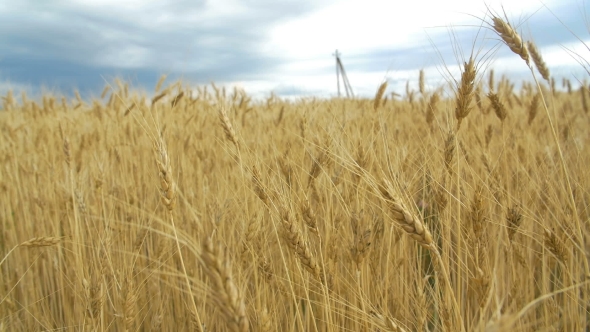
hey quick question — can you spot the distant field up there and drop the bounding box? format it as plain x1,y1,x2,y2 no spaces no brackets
1,16,589,332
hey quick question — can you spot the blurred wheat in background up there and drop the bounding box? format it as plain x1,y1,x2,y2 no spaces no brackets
0,14,589,332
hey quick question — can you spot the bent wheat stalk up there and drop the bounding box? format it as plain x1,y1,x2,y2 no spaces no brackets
379,179,433,248
491,15,589,277
153,139,203,330
0,237,61,267
379,178,464,331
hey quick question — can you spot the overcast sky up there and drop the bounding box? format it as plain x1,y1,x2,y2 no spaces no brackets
1,0,589,100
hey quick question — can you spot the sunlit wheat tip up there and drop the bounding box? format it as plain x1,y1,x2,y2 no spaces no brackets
492,17,530,65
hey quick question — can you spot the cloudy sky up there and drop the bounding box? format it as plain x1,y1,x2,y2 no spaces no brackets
1,0,589,100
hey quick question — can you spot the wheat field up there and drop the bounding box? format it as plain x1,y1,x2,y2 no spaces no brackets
1,16,589,331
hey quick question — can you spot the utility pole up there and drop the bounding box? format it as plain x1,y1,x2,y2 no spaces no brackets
333,50,353,98
334,49,341,97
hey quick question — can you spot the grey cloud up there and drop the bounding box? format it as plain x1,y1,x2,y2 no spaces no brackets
0,0,320,67
0,0,324,95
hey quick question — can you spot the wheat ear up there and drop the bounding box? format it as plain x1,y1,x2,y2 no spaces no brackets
154,141,176,210
454,57,476,131
527,41,550,81
219,106,239,148
19,237,61,247
153,139,202,330
491,17,530,65
123,276,137,332
492,14,589,277
369,310,408,332
378,179,464,330
528,93,539,125
487,92,507,122
155,74,167,92
258,307,272,331
1,237,61,267
201,237,250,332
280,208,323,281
379,179,433,248
374,81,388,111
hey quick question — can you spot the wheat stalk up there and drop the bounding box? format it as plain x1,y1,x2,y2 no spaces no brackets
492,13,589,278
378,179,464,330
419,69,426,96
153,138,202,330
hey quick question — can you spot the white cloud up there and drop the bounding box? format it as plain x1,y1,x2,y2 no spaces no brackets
544,39,590,67
253,0,575,98
266,0,562,59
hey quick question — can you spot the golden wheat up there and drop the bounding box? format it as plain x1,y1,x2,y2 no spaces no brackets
2,13,590,330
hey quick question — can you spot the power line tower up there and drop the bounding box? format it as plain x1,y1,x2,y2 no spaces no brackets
333,49,353,98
